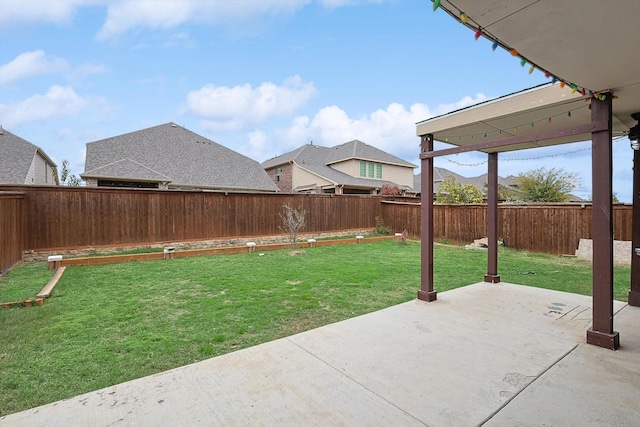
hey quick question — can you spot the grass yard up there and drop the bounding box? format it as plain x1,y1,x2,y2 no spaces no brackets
0,240,631,416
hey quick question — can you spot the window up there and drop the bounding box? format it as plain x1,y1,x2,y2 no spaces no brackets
276,167,282,182
359,161,383,179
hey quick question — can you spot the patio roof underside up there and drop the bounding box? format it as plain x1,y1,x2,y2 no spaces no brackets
417,0,640,151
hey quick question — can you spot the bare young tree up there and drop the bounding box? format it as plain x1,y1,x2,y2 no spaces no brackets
280,204,306,251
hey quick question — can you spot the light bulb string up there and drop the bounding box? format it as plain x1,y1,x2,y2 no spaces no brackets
431,0,613,101
441,136,626,167
443,104,590,142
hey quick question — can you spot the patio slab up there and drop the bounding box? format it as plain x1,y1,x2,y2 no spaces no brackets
2,282,638,426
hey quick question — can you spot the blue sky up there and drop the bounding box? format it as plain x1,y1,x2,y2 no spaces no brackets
0,0,633,202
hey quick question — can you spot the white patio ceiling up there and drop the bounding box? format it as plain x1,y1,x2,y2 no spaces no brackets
417,0,640,152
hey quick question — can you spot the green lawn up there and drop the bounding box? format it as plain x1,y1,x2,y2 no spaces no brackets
0,240,631,416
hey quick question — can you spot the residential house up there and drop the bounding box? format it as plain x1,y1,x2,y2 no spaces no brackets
82,123,279,192
262,140,416,194
413,168,518,198
0,128,58,185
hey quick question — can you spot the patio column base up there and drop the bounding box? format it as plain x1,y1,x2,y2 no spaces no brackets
484,274,501,283
628,290,640,307
586,328,620,350
417,290,437,302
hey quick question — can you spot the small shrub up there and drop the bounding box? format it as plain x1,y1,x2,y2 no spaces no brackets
380,184,402,196
374,217,390,235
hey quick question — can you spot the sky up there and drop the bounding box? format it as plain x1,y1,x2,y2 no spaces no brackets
0,0,633,202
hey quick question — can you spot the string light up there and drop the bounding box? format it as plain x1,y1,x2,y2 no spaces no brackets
443,138,625,170
430,2,611,102
436,104,588,142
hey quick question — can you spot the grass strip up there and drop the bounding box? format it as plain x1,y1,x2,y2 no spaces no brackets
0,240,630,416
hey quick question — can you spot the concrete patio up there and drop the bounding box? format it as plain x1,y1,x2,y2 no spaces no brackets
2,282,638,426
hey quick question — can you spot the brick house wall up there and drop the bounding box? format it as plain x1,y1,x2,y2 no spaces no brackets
265,164,293,192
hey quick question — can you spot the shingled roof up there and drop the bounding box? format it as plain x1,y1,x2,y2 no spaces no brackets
0,128,57,185
413,168,518,194
82,123,278,192
262,140,416,190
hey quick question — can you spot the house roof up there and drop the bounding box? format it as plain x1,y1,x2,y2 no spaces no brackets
417,1,640,151
262,141,416,190
0,128,57,184
413,168,517,194
82,159,172,183
325,140,416,168
262,140,416,169
82,123,279,192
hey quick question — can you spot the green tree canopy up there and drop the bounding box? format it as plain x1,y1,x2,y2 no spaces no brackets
59,160,82,186
516,166,580,202
435,176,483,204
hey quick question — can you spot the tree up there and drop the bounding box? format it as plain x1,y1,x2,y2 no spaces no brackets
516,167,580,202
280,204,306,252
380,184,402,196
58,160,82,186
435,176,483,204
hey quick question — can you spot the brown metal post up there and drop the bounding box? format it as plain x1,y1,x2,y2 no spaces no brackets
586,94,619,349
629,147,640,306
485,152,501,283
418,134,437,301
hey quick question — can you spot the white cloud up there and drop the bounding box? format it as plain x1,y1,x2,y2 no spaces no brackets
0,85,106,128
97,0,313,40
0,0,105,27
185,76,317,131
0,50,68,85
268,102,431,162
432,93,490,116
69,63,108,80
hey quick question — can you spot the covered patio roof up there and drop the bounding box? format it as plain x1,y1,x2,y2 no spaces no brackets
419,0,639,150
416,82,631,152
417,0,640,351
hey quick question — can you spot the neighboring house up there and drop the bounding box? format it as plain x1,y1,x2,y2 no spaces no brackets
262,140,417,195
413,168,518,197
0,127,58,185
82,123,279,192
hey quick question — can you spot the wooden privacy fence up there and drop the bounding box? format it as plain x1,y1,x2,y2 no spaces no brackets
0,192,24,273
0,185,633,271
380,201,632,255
0,186,382,251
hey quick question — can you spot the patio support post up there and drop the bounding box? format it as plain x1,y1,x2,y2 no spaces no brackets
418,134,437,302
586,93,619,350
485,152,500,283
629,147,640,306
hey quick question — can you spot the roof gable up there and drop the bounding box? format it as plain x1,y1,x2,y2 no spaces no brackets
0,128,57,185
325,140,416,168
83,123,278,192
